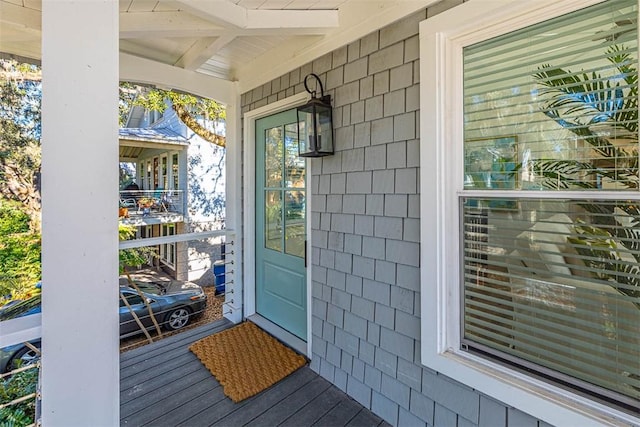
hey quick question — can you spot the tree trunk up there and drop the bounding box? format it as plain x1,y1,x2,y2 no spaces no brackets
0,161,41,230
124,270,164,339
172,104,226,148
119,292,154,344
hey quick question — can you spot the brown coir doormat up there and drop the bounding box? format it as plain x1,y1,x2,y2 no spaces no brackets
189,321,307,402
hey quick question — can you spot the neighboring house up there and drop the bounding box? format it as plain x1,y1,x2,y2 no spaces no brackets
119,104,225,282
2,1,639,426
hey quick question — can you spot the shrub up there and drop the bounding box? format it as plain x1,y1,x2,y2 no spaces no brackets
0,367,38,427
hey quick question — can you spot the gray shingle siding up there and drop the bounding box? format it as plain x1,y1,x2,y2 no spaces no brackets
241,1,546,425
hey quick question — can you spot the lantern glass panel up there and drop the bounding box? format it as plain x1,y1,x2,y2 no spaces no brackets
297,98,333,157
297,108,314,154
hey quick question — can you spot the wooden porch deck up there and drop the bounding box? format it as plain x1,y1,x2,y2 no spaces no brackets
120,319,389,427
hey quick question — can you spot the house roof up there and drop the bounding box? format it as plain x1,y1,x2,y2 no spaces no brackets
0,0,437,96
119,127,187,144
119,127,188,161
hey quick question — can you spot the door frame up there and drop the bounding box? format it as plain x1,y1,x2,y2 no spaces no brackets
242,92,312,356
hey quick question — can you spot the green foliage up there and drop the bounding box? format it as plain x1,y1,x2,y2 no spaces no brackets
119,83,226,125
118,224,156,273
119,83,226,147
0,367,38,427
0,202,40,304
0,60,42,228
132,87,226,122
0,233,41,303
532,45,638,190
0,202,29,235
119,162,137,189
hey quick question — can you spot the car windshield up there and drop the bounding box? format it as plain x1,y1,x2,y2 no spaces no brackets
130,281,165,295
0,295,41,321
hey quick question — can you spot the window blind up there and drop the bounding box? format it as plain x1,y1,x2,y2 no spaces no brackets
462,199,640,406
461,0,639,410
463,0,638,192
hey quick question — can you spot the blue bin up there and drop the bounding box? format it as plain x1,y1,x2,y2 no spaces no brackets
213,260,225,294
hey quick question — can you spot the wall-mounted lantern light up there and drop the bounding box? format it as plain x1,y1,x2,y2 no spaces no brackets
297,73,334,157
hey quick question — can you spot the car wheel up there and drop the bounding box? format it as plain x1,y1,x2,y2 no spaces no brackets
165,307,191,330
7,343,40,373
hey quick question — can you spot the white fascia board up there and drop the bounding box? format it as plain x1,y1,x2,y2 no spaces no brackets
176,0,339,30
119,139,189,150
120,52,234,104
176,0,248,29
236,0,440,93
0,315,42,348
120,10,224,39
0,38,41,63
0,3,41,60
245,9,339,30
0,1,41,31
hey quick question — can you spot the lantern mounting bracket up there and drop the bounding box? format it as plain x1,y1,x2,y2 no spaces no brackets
304,73,331,104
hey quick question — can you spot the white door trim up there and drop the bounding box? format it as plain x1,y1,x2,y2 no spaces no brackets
242,91,311,356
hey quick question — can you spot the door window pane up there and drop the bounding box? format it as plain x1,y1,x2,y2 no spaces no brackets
265,127,283,188
285,190,305,257
285,123,305,188
265,190,283,252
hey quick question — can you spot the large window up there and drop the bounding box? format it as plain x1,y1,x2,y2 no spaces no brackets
421,0,640,424
462,0,639,410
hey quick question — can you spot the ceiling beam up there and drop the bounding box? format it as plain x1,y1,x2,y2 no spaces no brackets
174,0,339,30
120,52,235,104
174,34,237,70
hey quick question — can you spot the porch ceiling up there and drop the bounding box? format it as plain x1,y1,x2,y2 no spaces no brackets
0,0,437,95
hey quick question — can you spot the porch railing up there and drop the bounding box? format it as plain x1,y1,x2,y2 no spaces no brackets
118,229,237,351
119,189,185,218
0,228,237,424
0,313,41,426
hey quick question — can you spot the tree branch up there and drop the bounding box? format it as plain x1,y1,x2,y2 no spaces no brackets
172,104,226,148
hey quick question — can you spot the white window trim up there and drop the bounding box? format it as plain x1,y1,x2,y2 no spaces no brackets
419,1,640,426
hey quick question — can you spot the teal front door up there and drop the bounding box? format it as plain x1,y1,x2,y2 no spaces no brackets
256,109,307,340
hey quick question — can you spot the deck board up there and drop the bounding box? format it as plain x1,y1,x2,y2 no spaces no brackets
313,399,365,426
279,382,346,426
244,376,332,426
120,319,390,427
187,366,317,427
121,319,232,370
121,359,207,405
121,368,214,414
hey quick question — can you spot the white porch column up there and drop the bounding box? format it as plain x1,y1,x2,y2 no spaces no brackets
223,83,243,324
41,1,119,426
